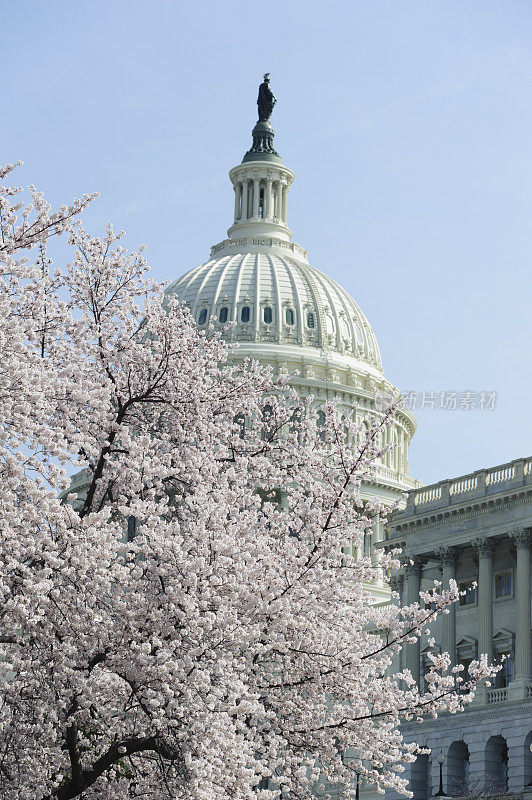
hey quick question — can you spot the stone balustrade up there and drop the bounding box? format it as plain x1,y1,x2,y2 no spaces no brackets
404,457,532,514
487,687,509,704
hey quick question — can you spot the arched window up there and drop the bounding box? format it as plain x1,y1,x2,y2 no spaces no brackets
241,306,250,323
198,308,208,325
307,311,315,329
340,318,350,339
219,306,228,324
233,413,246,438
289,406,302,440
261,404,273,441
448,741,470,796
524,731,532,786
285,308,294,326
341,414,349,444
485,736,508,792
410,753,431,800
263,306,273,324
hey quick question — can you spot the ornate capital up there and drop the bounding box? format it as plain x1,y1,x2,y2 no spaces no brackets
435,546,456,566
508,528,531,550
472,536,494,557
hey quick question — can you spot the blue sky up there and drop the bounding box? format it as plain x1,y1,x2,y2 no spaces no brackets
2,0,531,485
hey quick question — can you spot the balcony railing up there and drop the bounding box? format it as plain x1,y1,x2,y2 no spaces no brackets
401,457,532,515
487,687,508,704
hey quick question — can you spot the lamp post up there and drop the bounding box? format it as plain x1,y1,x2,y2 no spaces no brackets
435,751,446,797
434,750,447,797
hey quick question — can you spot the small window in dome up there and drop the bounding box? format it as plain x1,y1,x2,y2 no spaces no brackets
341,319,350,339
219,306,228,324
263,306,273,324
259,188,264,219
307,311,315,329
241,306,250,323
285,308,295,326
198,308,208,325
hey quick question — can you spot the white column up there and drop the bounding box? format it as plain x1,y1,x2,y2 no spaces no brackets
390,574,404,673
510,529,531,680
265,178,272,218
370,518,384,587
281,183,287,222
404,557,422,687
437,546,457,666
241,180,248,219
473,537,493,661
233,183,240,221
253,178,260,218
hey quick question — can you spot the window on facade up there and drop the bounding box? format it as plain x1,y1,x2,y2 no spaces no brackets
259,188,264,218
219,306,228,324
263,306,272,324
459,656,473,681
495,653,513,688
459,580,477,606
285,307,295,326
198,308,208,325
127,515,137,542
233,413,246,438
261,404,273,441
495,571,512,598
316,409,326,442
241,306,250,323
289,406,302,433
307,311,315,329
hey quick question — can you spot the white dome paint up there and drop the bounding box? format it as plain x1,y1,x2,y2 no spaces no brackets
167,250,382,376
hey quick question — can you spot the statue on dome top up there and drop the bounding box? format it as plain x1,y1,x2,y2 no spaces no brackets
257,73,276,121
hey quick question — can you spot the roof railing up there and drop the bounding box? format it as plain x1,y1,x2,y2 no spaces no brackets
404,456,532,513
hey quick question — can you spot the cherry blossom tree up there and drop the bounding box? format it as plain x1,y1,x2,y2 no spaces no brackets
0,164,495,800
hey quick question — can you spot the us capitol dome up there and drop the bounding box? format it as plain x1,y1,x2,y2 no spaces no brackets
167,76,420,596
